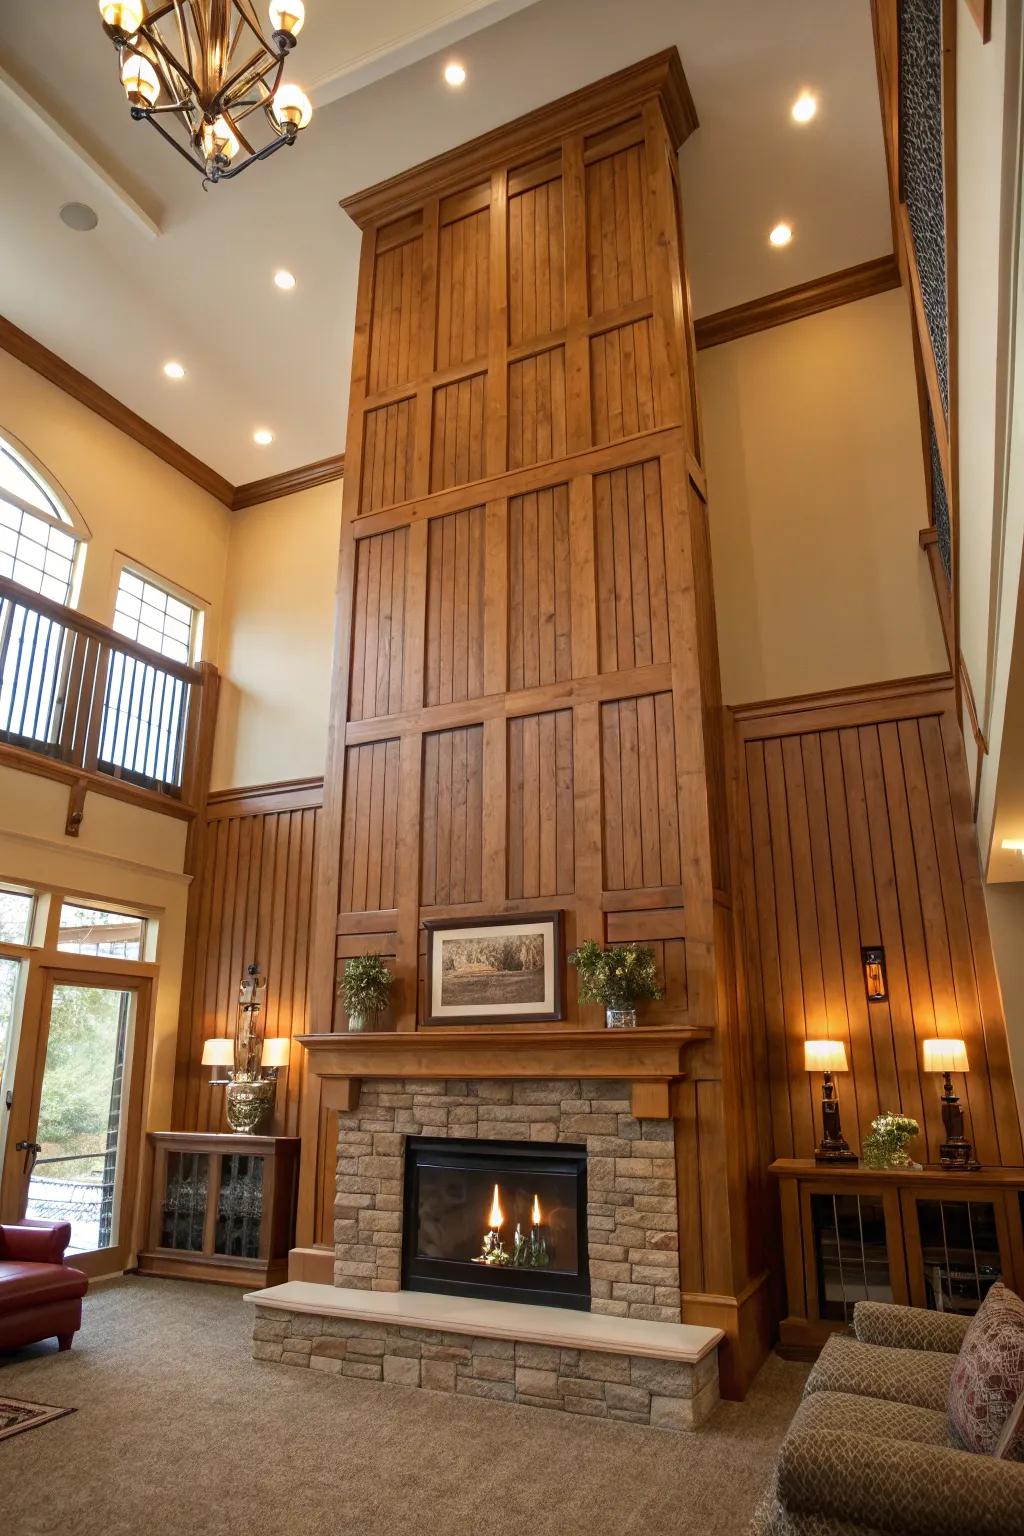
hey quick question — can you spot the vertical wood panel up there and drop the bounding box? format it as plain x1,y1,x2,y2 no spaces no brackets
368,238,423,394
507,484,572,690
420,725,484,906
339,740,401,912
507,708,574,898
436,207,491,370
600,692,681,890
348,528,408,720
593,460,670,672
586,143,651,314
430,374,487,491
590,319,658,445
508,175,566,345
507,347,567,469
424,507,486,706
360,399,416,513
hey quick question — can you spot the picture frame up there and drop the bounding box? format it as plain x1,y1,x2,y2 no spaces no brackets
422,912,565,1027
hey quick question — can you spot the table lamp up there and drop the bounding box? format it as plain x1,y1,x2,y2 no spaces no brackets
804,1039,857,1163
922,1039,979,1170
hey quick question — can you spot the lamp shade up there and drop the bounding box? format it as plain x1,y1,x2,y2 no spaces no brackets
804,1039,848,1074
261,1036,290,1069
201,1037,235,1067
923,1038,969,1074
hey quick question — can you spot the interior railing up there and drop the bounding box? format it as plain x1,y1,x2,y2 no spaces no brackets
0,573,218,810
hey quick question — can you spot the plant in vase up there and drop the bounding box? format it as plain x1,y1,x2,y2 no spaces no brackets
339,954,393,1033
567,939,661,1029
861,1111,922,1170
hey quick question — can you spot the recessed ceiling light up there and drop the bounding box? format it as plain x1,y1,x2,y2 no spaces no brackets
274,269,296,290
769,222,793,247
163,361,186,380
59,202,98,232
444,61,466,87
791,92,817,124
253,428,274,446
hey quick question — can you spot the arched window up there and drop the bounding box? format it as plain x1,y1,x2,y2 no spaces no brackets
0,431,87,603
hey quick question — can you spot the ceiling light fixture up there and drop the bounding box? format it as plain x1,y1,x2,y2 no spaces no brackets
791,92,817,124
769,222,793,247
163,361,186,379
274,268,296,290
253,429,274,445
444,61,467,87
98,1,314,185
59,202,99,232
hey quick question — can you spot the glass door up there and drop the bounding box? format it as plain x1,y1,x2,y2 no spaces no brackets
9,973,150,1275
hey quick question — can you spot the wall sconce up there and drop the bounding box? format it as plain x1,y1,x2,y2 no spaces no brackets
862,946,887,1002
922,1038,980,1171
1001,839,1024,854
804,1039,857,1164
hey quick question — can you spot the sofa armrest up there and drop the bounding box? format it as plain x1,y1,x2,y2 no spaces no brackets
853,1300,970,1354
0,1220,72,1265
778,1429,1024,1536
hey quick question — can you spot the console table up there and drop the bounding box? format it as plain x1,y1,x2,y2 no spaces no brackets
137,1132,300,1288
770,1159,1024,1353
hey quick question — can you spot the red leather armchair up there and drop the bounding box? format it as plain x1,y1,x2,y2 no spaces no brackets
0,1220,88,1353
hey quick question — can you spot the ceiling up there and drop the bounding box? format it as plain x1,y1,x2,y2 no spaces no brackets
0,0,891,484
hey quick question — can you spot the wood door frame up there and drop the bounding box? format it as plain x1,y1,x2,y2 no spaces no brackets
1,965,154,1279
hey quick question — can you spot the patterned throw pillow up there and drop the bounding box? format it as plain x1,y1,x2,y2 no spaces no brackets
948,1283,1024,1459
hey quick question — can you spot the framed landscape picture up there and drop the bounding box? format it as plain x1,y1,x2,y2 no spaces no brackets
423,912,565,1026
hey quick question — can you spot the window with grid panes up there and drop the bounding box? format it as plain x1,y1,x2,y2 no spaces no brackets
0,438,79,603
112,568,199,664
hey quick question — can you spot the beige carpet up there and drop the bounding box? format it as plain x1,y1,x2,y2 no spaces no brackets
0,1278,806,1536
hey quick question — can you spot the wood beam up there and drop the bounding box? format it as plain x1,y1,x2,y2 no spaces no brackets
693,255,901,351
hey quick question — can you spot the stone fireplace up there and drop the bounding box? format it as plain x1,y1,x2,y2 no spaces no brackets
334,1078,681,1320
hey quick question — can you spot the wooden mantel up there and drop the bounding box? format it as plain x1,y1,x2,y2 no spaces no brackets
297,1027,711,1119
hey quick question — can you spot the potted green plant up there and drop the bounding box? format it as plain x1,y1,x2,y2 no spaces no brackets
567,939,662,1029
861,1111,922,1170
338,954,393,1033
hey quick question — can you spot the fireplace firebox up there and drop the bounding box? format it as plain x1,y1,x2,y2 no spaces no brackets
402,1137,590,1310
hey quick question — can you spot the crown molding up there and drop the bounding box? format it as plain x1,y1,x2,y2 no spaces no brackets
232,456,345,509
0,314,343,511
341,48,697,229
694,254,901,352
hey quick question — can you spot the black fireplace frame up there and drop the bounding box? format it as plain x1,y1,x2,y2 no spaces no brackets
402,1137,590,1311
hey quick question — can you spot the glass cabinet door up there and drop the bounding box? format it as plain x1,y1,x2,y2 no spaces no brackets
159,1150,210,1251
214,1153,264,1259
905,1194,1008,1314
808,1190,905,1323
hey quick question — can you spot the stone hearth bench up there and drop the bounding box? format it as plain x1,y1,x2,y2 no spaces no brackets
245,1282,723,1429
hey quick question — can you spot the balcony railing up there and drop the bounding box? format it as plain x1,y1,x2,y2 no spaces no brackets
0,574,218,814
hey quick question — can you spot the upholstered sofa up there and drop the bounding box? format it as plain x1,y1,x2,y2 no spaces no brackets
751,1294,1024,1536
0,1220,88,1353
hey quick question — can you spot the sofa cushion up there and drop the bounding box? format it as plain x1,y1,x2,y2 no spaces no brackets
805,1334,953,1411
749,1487,887,1536
0,1260,88,1316
792,1387,951,1448
948,1283,1024,1460
852,1301,970,1355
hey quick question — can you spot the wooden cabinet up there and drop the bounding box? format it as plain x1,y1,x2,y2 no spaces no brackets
137,1132,300,1288
772,1159,1024,1352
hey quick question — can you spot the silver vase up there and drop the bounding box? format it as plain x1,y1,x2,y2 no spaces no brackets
605,1006,637,1030
225,1077,275,1133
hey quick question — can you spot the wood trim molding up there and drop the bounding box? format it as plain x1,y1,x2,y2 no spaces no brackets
731,672,955,740
340,48,698,228
0,315,235,507
205,776,325,818
232,457,344,510
1,313,342,513
693,255,901,351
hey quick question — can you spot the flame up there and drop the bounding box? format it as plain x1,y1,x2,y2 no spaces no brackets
487,1183,504,1229
531,1193,542,1226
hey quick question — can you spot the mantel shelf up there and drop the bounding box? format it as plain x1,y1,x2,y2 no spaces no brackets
296,1026,711,1120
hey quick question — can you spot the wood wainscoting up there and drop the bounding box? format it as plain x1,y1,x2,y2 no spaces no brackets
170,778,325,1168
733,675,1023,1176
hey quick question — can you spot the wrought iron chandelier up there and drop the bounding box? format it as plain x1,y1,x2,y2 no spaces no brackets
98,2,313,183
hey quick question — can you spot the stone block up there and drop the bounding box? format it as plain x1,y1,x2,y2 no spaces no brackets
559,1114,618,1137
610,1408,651,1424
627,1247,677,1267
590,1260,630,1282
628,1304,682,1323
467,1082,514,1103
346,1337,386,1358
590,1279,612,1300
630,1358,692,1397
617,1158,655,1179
473,1337,515,1360
323,1318,383,1339
604,1383,651,1413
360,1209,401,1232
515,1367,560,1397
358,1156,403,1179
478,1121,530,1140
632,1139,675,1159
371,1230,402,1248
373,1133,404,1156
335,1260,379,1279
342,1360,383,1380
471,1355,515,1383
559,1350,581,1373
447,1106,479,1125
650,1395,694,1431
611,1281,655,1304
515,1342,561,1369
563,1396,607,1417
286,1314,324,1338
421,1360,457,1392
385,1338,421,1358
336,1175,381,1195
333,1220,358,1242
422,1342,471,1364
477,1103,554,1123
252,1340,284,1362
585,1137,636,1157
514,1080,576,1103
588,1243,627,1262
384,1355,421,1386
444,1080,468,1096
311,1337,349,1360
631,1266,681,1287
457,1377,516,1402
578,1353,631,1383
648,1230,678,1250
281,1340,312,1359
333,1271,371,1290
581,1079,628,1099
587,1160,616,1191
253,1317,288,1342
637,1118,674,1141
557,1375,603,1399
516,1394,563,1411
613,1177,676,1197
590,1299,629,1317
399,1327,444,1343
632,1195,678,1213
609,1227,646,1249
655,1287,681,1307
309,1354,344,1375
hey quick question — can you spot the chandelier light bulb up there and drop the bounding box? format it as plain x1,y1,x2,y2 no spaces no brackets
99,0,143,34
269,0,305,38
272,82,313,131
120,52,160,108
201,115,240,162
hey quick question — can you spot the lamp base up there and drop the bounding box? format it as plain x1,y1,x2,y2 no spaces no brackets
938,1138,981,1172
813,1140,858,1164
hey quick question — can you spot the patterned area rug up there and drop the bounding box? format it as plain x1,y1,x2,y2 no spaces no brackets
0,1395,73,1442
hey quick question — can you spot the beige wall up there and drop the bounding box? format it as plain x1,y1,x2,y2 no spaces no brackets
0,350,232,656
210,480,343,792
699,286,949,705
